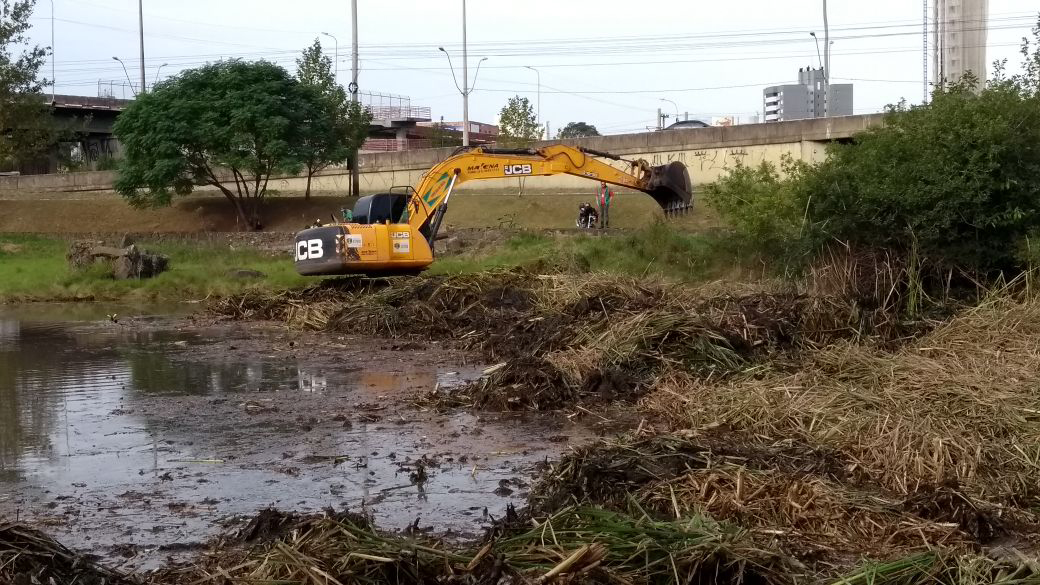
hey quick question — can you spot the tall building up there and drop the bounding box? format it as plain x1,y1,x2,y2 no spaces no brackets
933,0,989,86
763,68,853,122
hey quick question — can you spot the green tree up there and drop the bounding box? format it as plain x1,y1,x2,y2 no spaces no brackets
295,39,371,199
497,95,541,147
113,60,308,230
557,121,601,139
0,0,56,169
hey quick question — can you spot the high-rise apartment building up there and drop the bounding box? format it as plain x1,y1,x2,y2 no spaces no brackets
933,0,989,86
763,68,853,122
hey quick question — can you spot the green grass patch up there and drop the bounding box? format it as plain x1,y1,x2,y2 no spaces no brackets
429,222,744,282
0,234,309,303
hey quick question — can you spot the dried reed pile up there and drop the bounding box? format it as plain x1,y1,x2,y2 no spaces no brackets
492,295,1040,579
215,270,886,410
0,522,132,585
528,434,1033,579
645,296,1040,507
146,506,792,585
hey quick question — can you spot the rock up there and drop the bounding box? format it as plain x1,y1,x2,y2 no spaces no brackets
226,268,266,279
68,240,169,280
0,243,22,254
433,236,461,256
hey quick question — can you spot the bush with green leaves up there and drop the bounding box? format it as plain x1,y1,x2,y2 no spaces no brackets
706,17,1040,274
703,156,813,265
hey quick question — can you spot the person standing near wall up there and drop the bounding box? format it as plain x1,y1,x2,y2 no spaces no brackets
597,182,614,229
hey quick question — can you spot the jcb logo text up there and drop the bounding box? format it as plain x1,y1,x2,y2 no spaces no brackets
504,164,532,176
296,239,324,260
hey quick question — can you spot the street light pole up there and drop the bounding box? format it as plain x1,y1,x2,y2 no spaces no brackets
153,62,168,89
525,66,540,137
321,32,339,84
823,0,830,117
112,56,137,97
138,0,146,94
660,98,679,122
49,0,54,102
809,31,823,70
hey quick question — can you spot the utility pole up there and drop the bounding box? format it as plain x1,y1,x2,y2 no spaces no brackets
922,0,929,103
462,0,469,146
350,0,360,199
49,0,54,102
525,66,541,137
822,0,830,117
138,0,146,94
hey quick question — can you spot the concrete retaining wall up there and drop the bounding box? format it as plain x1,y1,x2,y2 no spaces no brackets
0,114,883,195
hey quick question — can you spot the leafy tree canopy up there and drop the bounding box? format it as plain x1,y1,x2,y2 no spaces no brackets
0,0,55,167
295,39,371,198
557,121,601,139
497,96,541,147
114,60,308,230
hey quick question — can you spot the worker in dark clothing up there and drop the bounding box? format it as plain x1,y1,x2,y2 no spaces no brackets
577,202,598,229
597,182,614,229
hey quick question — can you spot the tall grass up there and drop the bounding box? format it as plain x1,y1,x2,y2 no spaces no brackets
430,222,746,283
0,234,309,302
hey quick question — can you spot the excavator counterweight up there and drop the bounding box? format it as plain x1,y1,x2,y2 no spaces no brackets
293,144,695,276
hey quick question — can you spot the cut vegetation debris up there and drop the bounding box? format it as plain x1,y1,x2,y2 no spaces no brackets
215,269,910,410
529,434,1040,580
5,505,1035,585
0,522,133,585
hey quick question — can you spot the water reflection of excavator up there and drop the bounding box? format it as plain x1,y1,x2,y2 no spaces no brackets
293,144,693,276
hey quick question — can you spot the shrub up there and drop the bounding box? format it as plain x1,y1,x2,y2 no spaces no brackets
706,17,1040,275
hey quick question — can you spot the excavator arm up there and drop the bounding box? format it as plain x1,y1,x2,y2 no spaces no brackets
293,144,693,276
406,145,692,240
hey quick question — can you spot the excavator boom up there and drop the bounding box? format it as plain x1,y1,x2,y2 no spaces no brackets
294,145,693,276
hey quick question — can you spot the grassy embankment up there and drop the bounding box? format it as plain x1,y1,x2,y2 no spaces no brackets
0,234,308,302
0,223,747,303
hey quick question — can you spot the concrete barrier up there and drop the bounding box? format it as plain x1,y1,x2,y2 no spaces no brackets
0,114,884,195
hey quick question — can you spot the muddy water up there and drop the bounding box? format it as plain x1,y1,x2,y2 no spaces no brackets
0,305,603,568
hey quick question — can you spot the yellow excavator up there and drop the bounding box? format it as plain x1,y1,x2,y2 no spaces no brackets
293,144,693,276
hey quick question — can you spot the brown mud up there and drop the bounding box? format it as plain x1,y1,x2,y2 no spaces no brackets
0,305,618,571
5,273,1040,584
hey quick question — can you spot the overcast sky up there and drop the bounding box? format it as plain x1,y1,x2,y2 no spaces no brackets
27,0,1039,134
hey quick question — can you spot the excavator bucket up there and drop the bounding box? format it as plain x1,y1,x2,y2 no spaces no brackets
644,161,694,216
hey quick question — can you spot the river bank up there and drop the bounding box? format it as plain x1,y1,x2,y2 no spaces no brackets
0,225,741,304
3,247,1039,584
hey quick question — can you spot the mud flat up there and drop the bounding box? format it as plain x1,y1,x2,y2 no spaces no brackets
0,303,614,570
3,271,1040,584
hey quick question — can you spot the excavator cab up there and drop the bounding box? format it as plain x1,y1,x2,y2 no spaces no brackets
352,193,409,224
